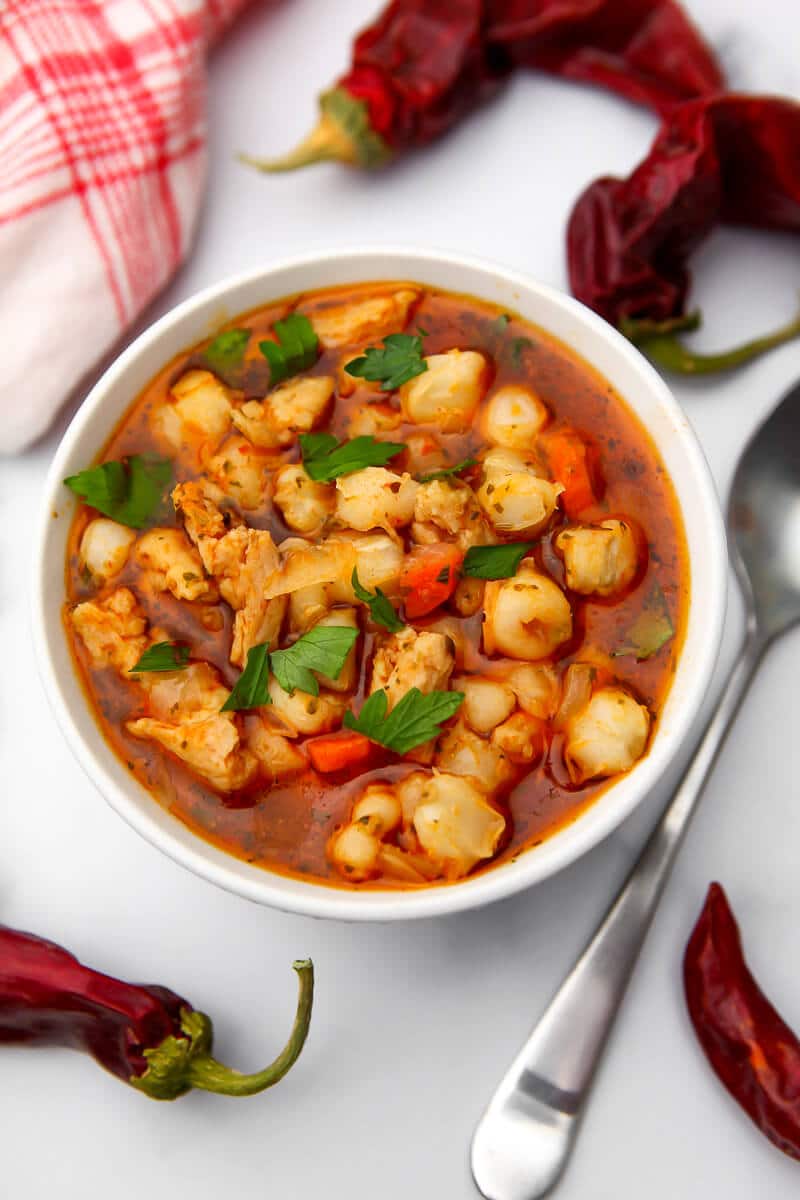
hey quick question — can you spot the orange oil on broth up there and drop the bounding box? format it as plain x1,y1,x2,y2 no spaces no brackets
64,282,689,889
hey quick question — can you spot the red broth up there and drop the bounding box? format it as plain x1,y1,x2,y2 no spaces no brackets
64,282,689,889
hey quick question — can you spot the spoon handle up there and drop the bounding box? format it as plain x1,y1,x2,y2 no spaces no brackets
471,632,766,1200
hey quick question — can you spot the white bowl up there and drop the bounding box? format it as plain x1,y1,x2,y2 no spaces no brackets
33,247,726,921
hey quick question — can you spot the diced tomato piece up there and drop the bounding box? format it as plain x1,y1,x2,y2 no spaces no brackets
307,731,373,774
400,543,464,619
545,428,601,518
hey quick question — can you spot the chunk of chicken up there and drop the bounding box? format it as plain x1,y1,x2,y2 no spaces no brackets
289,583,333,635
173,481,286,666
564,686,650,783
483,385,549,450
70,587,148,673
204,436,269,509
399,350,489,433
273,464,335,535
153,370,233,448
335,467,418,535
79,519,136,583
477,447,563,536
134,528,218,603
402,432,447,477
264,537,357,600
455,676,516,734
483,565,572,660
406,771,506,878
435,721,515,794
370,627,454,709
231,376,333,449
126,662,256,792
303,288,419,348
411,479,489,550
246,719,306,781
556,519,638,597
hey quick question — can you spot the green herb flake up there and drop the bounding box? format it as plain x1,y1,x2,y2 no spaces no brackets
64,455,172,529
509,336,534,366
203,328,250,378
613,583,674,661
299,434,406,483
130,642,190,675
270,625,359,698
344,687,464,756
221,643,272,712
351,568,404,633
418,457,477,483
492,314,511,333
258,313,319,386
344,333,427,391
462,542,535,580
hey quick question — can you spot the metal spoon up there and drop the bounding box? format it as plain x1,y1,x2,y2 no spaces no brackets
471,380,800,1200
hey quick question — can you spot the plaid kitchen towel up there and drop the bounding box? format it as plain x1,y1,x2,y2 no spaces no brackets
0,0,248,454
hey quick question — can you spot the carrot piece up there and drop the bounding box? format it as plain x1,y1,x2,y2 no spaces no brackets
307,731,373,774
400,543,464,619
545,428,600,518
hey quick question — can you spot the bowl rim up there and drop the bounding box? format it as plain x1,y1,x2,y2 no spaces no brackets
32,245,727,921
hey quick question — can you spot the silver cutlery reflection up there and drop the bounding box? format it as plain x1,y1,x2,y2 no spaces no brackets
471,379,800,1200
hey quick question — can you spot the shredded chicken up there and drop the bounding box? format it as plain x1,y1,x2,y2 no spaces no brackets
70,587,149,673
370,627,454,709
134,528,218,603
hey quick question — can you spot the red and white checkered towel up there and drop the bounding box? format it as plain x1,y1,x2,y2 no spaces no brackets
0,0,248,454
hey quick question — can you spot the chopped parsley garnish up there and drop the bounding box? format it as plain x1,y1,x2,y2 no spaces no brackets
492,314,511,333
270,625,358,698
351,568,404,633
299,433,406,482
129,642,190,674
614,583,674,661
418,457,477,483
344,687,464,755
203,328,250,378
259,313,319,386
64,455,172,529
462,542,534,580
221,643,271,712
344,332,427,391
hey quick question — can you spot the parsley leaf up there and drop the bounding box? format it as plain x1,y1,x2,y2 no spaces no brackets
344,333,427,391
270,625,359,697
613,583,674,661
462,542,534,580
418,457,477,483
203,328,250,379
64,455,172,529
344,687,464,755
130,642,190,674
221,643,272,712
300,434,406,482
258,313,319,386
351,568,404,633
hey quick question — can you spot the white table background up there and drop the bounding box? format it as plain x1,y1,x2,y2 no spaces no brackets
4,1,800,1195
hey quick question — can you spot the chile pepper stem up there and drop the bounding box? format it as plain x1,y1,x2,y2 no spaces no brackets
131,960,314,1100
240,89,391,174
187,960,314,1096
621,303,800,375
240,113,356,173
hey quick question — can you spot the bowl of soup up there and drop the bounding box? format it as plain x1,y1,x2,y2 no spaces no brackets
33,248,726,920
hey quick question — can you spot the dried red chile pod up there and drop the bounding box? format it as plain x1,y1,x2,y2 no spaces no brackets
567,94,800,372
0,926,313,1100
684,883,800,1161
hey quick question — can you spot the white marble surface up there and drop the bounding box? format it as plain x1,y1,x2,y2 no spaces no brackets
4,0,800,1195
